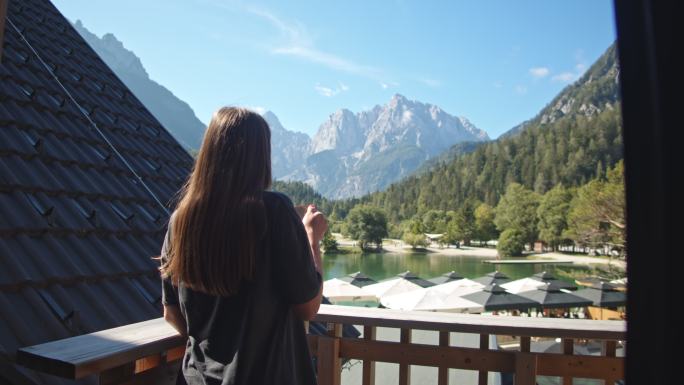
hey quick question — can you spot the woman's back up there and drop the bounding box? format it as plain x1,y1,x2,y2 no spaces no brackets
160,108,325,384
162,191,321,385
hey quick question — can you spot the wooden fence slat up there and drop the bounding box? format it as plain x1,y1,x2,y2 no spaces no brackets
514,353,537,385
603,340,619,384
536,353,624,380
399,328,412,385
362,326,377,385
520,336,531,353
317,336,341,385
478,333,489,385
562,338,574,385
438,331,450,385
339,338,516,372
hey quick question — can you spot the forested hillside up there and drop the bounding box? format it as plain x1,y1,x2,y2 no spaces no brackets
366,43,621,223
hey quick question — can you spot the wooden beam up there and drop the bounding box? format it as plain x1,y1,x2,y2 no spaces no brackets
362,326,376,385
339,338,516,372
0,0,8,63
317,336,341,385
399,329,411,385
514,353,537,385
437,331,449,385
16,318,184,379
536,353,623,380
313,305,626,340
562,339,573,385
478,334,489,385
520,336,531,353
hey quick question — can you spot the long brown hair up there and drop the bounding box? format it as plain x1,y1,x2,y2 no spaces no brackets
160,107,272,296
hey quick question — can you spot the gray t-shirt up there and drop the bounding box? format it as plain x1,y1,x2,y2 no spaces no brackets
161,192,321,385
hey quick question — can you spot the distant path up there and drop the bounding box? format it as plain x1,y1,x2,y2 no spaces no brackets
528,252,627,270
333,234,627,269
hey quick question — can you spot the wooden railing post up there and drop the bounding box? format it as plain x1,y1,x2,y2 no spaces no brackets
362,325,377,385
478,333,489,385
317,323,342,385
562,338,573,385
399,328,412,385
603,340,618,385
438,331,450,385
515,353,537,385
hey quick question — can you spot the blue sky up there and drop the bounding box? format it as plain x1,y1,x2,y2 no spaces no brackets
52,0,616,138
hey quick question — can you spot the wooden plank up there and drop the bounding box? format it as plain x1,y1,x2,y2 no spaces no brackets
362,326,376,385
120,360,181,385
562,339,573,385
328,323,343,337
317,336,341,385
520,337,531,353
514,353,537,385
478,334,489,385
603,341,619,384
399,329,411,385
99,362,135,385
134,354,161,374
536,353,624,380
438,331,449,385
166,346,185,363
339,338,516,372
313,305,626,340
16,318,184,379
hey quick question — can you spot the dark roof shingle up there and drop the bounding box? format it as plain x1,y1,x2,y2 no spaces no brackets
1,0,194,383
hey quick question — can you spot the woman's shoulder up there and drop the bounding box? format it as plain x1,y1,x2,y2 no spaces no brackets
262,190,295,209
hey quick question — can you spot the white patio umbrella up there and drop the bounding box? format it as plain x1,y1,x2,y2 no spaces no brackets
323,278,378,303
381,287,485,313
364,278,424,299
501,277,547,294
431,278,485,295
429,296,485,313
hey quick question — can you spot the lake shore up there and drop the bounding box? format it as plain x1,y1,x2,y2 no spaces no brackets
333,234,626,270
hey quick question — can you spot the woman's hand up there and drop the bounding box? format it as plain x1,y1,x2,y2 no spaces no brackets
302,204,328,244
293,204,326,320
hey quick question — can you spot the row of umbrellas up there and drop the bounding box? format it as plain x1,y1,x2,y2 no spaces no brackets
323,270,627,313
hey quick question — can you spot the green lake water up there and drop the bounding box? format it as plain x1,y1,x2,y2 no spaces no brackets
322,250,596,283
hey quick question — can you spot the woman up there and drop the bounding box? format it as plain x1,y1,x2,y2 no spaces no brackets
159,107,326,385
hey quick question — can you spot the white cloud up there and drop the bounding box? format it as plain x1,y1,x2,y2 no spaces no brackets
380,83,389,89
419,77,442,87
529,67,550,78
515,85,528,95
314,82,349,97
243,6,387,82
493,81,504,89
552,72,576,83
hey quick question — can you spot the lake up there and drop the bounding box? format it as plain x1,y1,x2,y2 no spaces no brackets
322,250,596,283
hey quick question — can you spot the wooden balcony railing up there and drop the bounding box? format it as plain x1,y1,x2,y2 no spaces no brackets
17,304,625,385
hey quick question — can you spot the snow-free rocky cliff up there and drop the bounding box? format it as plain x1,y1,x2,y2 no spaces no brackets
269,94,489,199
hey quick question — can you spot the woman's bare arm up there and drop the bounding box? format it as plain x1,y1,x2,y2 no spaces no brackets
292,205,327,320
163,304,188,337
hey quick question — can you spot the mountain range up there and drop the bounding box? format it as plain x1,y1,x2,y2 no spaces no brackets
72,21,489,198
265,95,489,198
361,42,622,222
73,21,206,149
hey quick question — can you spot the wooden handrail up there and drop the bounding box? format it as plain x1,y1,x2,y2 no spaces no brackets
16,305,625,385
313,304,626,340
